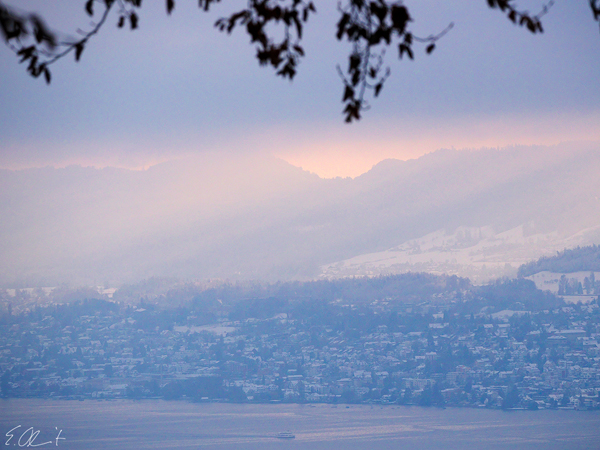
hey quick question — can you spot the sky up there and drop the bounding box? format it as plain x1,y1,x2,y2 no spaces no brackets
1,0,600,177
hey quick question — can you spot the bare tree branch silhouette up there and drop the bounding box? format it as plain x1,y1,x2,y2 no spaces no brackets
1,0,595,121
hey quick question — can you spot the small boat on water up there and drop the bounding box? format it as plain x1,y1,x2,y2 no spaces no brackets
276,431,295,439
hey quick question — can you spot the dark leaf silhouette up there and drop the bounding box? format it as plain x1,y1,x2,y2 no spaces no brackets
0,0,597,122
489,0,553,34
343,85,354,101
593,0,600,22
391,5,410,34
75,43,84,61
43,66,51,84
374,82,382,97
399,43,413,59
167,0,175,15
130,12,138,30
17,45,35,62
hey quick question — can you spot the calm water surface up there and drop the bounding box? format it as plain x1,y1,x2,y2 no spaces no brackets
1,399,599,450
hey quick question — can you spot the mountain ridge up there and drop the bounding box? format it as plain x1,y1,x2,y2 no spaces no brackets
1,142,599,286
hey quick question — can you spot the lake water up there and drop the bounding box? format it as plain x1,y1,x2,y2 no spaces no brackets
1,399,599,450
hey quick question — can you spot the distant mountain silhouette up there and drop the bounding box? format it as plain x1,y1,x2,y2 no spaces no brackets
1,142,599,286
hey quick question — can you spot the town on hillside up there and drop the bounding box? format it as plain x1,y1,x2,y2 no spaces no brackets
1,247,600,411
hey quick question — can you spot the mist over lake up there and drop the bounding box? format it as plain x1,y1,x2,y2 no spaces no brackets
2,399,599,450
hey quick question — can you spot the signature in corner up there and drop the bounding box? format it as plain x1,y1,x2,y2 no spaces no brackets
5,425,65,447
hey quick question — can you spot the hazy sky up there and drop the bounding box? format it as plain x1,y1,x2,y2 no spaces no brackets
1,0,599,177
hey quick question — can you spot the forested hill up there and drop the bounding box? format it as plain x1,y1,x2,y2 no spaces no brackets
108,272,561,319
518,245,600,277
115,273,472,310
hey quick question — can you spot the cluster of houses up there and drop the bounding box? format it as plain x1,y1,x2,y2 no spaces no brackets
1,294,599,410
